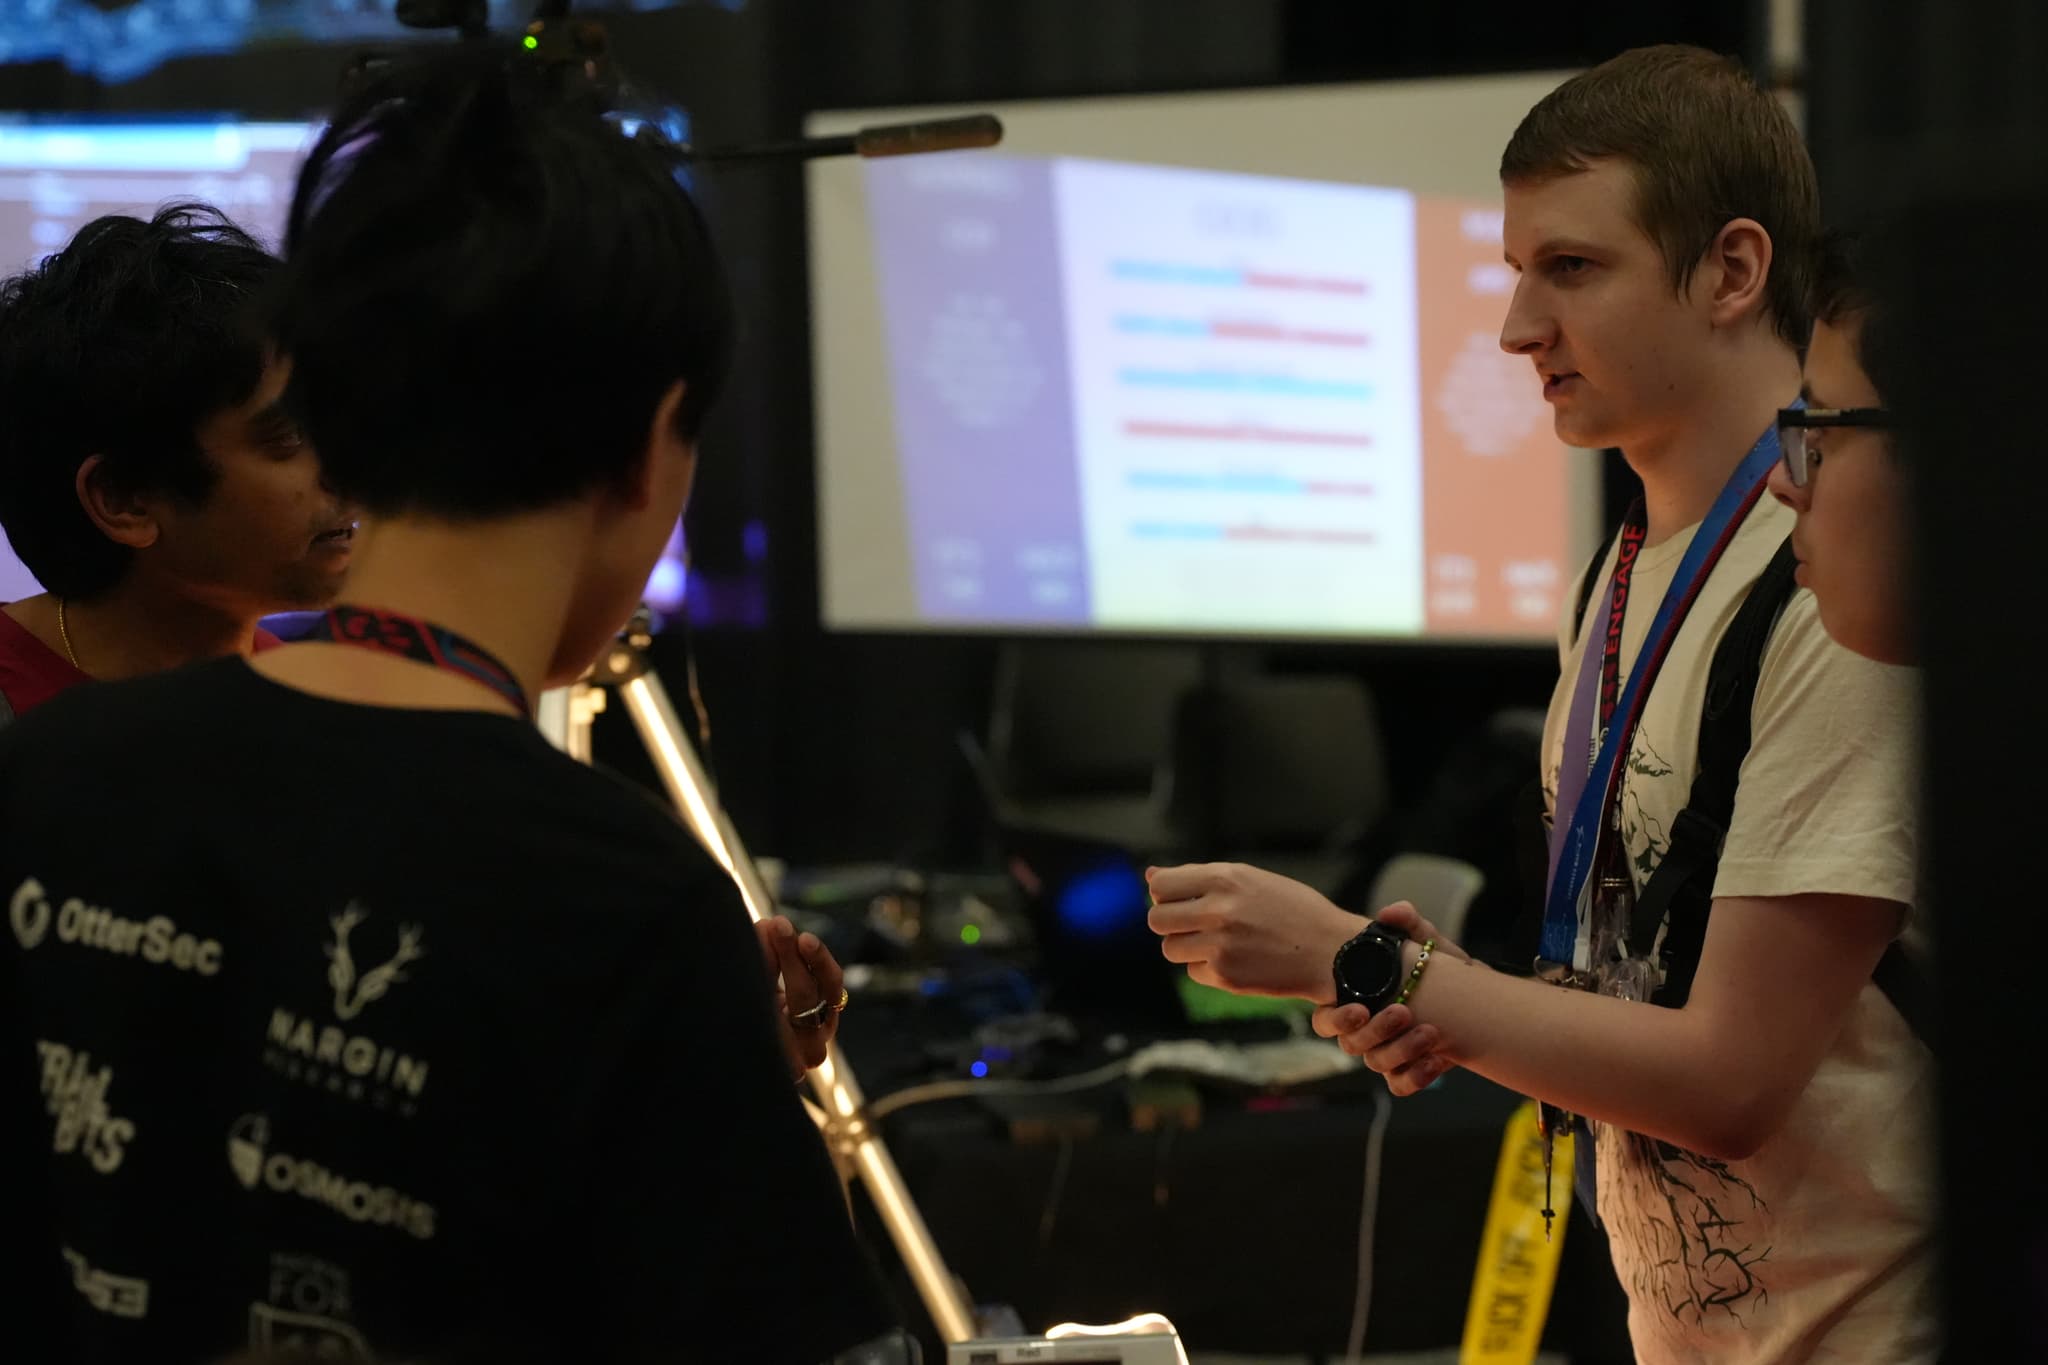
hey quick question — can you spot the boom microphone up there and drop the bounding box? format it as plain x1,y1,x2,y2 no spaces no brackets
684,115,1004,166
851,114,1005,158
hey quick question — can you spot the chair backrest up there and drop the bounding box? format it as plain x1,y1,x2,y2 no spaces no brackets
1366,852,1487,945
1166,675,1390,849
988,641,1202,799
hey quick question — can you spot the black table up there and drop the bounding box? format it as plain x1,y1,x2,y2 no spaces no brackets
853,1061,1634,1360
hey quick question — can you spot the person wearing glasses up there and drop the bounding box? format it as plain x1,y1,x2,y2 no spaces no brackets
1767,232,1912,665
1145,49,1931,1364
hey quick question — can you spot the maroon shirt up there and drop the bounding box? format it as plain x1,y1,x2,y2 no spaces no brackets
0,606,281,720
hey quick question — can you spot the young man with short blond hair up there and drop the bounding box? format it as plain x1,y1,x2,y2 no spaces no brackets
1151,47,1932,1363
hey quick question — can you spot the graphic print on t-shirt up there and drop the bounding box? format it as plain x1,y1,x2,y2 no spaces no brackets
8,874,224,975
1610,1131,1771,1329
1608,729,1773,1329
325,904,425,1022
261,904,430,1116
39,1039,135,1174
1,661,902,1365
248,1251,371,1360
226,1114,437,1241
62,1246,150,1320
1619,734,1675,883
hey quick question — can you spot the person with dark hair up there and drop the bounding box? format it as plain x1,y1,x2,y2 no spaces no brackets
1149,47,1931,1363
1767,230,1915,663
0,205,358,724
0,50,892,1365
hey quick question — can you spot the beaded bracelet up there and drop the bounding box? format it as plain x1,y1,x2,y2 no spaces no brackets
1394,938,1438,1007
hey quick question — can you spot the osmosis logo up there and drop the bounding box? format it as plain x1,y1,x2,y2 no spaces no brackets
227,1115,436,1241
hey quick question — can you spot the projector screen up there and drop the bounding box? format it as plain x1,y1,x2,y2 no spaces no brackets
0,117,706,622
809,75,1600,644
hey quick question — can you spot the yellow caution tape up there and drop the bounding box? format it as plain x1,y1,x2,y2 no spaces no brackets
1459,1099,1572,1364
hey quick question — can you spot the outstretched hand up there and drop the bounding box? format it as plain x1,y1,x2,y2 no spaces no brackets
1145,861,1367,1004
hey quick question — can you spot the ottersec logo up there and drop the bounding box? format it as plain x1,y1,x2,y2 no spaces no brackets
262,903,429,1115
227,1115,436,1241
9,876,222,974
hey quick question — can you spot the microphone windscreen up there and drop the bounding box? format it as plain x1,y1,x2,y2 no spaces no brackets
852,114,1003,159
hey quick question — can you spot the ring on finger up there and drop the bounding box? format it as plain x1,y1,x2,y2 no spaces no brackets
790,988,850,1030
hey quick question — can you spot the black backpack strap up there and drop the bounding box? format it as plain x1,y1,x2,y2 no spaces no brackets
1635,538,1800,1006
0,686,13,731
1872,941,1934,1046
1633,537,1933,1048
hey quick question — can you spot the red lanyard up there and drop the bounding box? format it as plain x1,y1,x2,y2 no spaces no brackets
311,606,530,718
1597,511,1650,734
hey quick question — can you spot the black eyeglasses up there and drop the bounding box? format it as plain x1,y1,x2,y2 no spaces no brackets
1775,407,1898,487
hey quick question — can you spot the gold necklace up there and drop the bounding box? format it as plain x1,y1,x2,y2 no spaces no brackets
56,597,80,670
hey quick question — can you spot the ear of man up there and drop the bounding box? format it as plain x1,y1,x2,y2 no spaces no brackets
1696,216,1775,332
74,455,163,552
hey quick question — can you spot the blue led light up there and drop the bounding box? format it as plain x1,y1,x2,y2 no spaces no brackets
1054,858,1150,939
970,1061,989,1079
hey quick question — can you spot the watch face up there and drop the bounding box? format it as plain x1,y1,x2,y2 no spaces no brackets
1338,938,1402,1001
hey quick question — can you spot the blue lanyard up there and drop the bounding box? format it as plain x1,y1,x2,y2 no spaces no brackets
1538,420,1788,971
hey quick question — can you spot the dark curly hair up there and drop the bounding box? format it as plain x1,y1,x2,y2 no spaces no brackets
271,45,736,518
0,204,276,599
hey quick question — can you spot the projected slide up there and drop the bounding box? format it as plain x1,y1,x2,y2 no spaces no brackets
0,121,307,265
825,152,1572,641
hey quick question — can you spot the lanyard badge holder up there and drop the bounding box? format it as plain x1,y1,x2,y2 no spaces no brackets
1531,419,1788,1239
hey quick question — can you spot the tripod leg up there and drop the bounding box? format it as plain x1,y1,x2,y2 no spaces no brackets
535,682,603,764
612,667,979,1345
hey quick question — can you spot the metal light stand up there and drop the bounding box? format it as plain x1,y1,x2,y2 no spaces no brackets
536,612,978,1346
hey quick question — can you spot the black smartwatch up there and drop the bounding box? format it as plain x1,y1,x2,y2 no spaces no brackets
1332,921,1407,1011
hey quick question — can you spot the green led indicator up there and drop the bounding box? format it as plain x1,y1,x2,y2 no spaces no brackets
523,34,540,50
960,924,982,946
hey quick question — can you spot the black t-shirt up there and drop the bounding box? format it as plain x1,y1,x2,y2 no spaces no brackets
0,659,893,1365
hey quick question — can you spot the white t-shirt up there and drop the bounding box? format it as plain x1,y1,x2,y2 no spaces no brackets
1540,492,1936,1365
